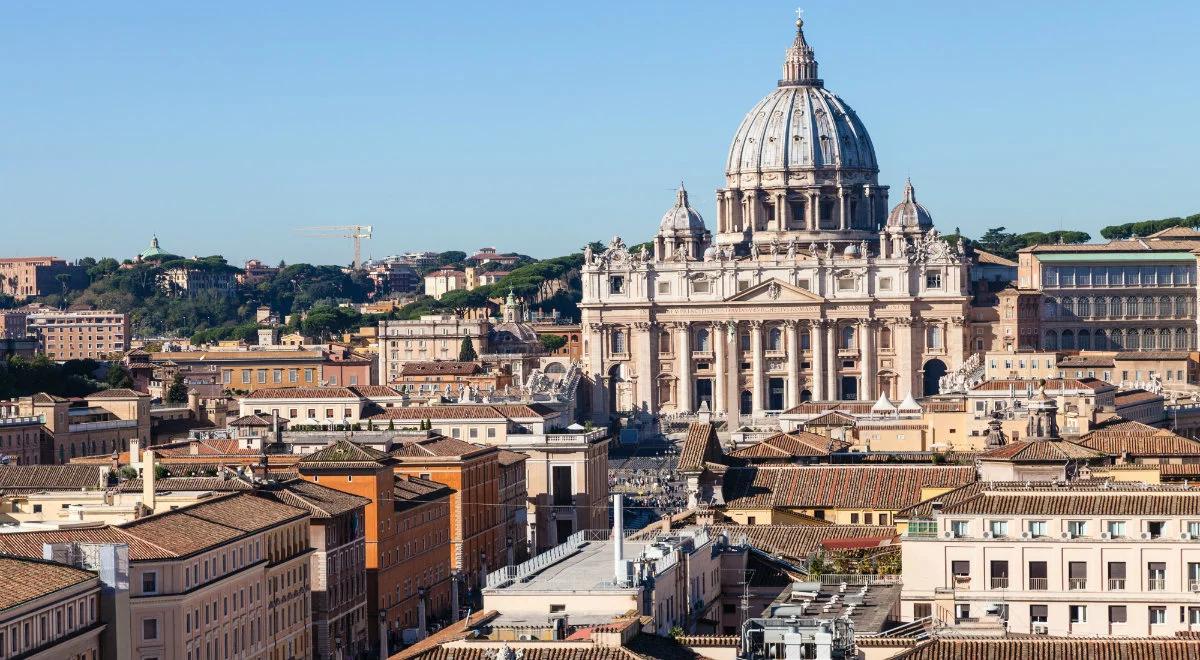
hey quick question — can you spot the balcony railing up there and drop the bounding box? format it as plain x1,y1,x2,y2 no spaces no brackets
1028,578,1048,590
1148,578,1166,591
990,577,1009,589
1068,578,1087,590
1108,578,1126,591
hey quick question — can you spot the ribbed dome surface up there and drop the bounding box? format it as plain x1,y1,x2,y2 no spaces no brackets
659,184,706,232
887,179,933,229
726,85,877,177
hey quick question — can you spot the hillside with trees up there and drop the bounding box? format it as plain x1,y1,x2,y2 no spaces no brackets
1099,212,1200,239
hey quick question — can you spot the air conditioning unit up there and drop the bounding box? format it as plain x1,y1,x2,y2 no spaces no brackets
518,634,534,641
1020,531,1033,540
1060,532,1074,540
1181,532,1193,541
1032,624,1049,635
1140,532,1153,540
1099,532,1112,540
982,531,994,539
942,530,958,539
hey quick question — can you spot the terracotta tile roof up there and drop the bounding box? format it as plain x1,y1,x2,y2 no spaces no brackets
895,481,986,520
970,378,1114,393
1149,226,1200,238
0,492,308,561
117,476,254,492
1160,463,1200,478
709,524,897,564
974,249,1017,267
802,410,857,427
149,350,325,362
1113,389,1163,406
87,388,149,398
1056,355,1114,368
1023,238,1200,253
497,449,528,466
937,486,1200,517
390,436,491,459
1115,350,1192,360
151,438,260,457
891,637,1200,659
1079,421,1200,457
0,465,107,492
30,392,69,404
0,556,97,611
388,610,499,660
678,423,724,473
398,361,481,376
348,385,403,398
729,431,851,460
228,413,275,427
979,439,1109,463
393,475,453,509
257,478,371,519
299,439,390,468
721,465,976,511
244,386,359,399
399,648,639,660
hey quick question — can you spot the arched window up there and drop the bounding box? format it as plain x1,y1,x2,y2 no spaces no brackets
1143,330,1156,350
1176,328,1189,350
610,329,627,354
739,331,751,352
1077,329,1091,350
1061,329,1075,350
1142,297,1154,316
1044,298,1058,319
1044,330,1058,350
695,327,710,352
1062,297,1075,316
1159,297,1172,317
842,325,856,349
1160,328,1172,350
880,326,893,350
800,329,811,350
1125,297,1137,316
927,325,943,350
1095,297,1107,318
768,327,782,351
1077,297,1090,317
1094,329,1108,350
1176,297,1188,317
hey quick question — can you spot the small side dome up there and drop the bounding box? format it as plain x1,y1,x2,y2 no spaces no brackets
659,183,706,233
842,243,860,258
887,179,933,229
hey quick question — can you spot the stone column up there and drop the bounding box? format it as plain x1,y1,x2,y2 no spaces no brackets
826,321,838,400
785,320,800,408
808,191,821,230
811,319,825,401
949,316,966,366
712,322,727,415
896,317,914,398
586,322,608,421
779,193,791,230
675,322,692,413
860,319,876,401
749,320,764,416
633,321,654,414
726,321,741,419
838,187,848,231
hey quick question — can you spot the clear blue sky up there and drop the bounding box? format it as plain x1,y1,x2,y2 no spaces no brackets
2,1,1198,265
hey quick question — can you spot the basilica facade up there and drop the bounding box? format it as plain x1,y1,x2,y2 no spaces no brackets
579,16,971,422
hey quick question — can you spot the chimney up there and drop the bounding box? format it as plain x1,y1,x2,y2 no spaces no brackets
142,450,156,514
128,438,140,465
612,493,625,585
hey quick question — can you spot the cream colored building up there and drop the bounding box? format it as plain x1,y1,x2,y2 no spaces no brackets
423,269,466,299
0,555,104,660
377,315,489,384
579,18,970,422
900,482,1200,637
27,309,130,360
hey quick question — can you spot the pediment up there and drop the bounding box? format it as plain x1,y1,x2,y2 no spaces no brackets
725,278,824,304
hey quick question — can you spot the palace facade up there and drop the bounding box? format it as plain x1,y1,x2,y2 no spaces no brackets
580,17,971,422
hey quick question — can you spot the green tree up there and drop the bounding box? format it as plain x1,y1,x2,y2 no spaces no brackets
165,372,189,403
105,363,134,389
458,336,478,361
538,333,567,352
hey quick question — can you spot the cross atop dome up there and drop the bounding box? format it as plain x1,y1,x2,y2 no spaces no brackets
781,10,821,87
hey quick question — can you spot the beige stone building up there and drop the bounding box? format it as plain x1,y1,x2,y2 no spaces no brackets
900,482,1200,637
580,18,970,422
423,269,466,299
0,555,104,660
378,315,490,383
0,257,86,301
27,309,130,360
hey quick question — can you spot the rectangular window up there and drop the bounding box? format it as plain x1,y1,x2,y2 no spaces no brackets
879,277,893,291
143,618,159,640
951,560,970,578
1030,604,1048,623
950,520,968,537
1108,561,1126,590
1066,520,1086,537
1150,606,1167,624
1069,605,1086,624
608,276,625,294
1109,605,1126,623
142,571,158,594
925,272,943,289
1027,520,1047,537
1106,520,1126,538
989,520,1008,537
242,370,251,384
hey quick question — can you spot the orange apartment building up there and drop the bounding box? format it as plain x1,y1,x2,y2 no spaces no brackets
297,440,453,655
0,388,151,464
27,309,130,360
391,361,514,397
0,257,86,300
146,349,372,394
389,432,504,611
0,491,314,660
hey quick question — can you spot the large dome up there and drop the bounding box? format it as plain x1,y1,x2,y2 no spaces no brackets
725,18,877,183
726,85,877,180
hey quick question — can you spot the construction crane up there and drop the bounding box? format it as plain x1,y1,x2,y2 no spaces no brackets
295,225,373,269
